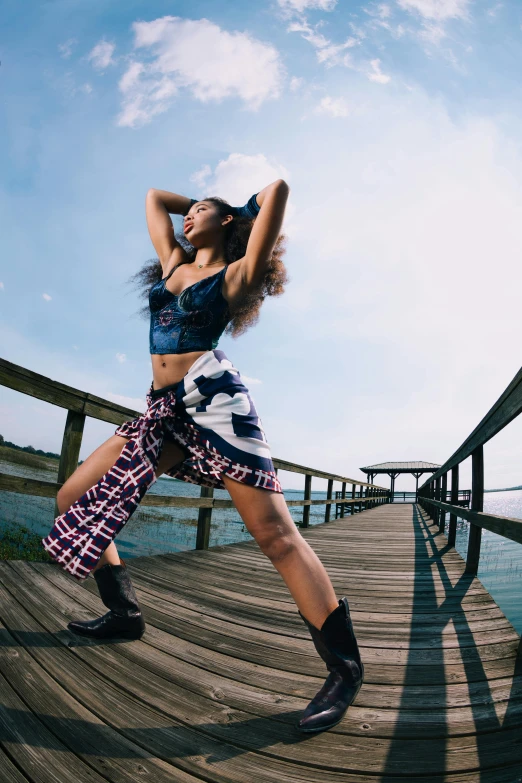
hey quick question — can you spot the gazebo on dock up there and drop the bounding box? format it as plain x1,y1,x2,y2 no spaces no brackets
360,461,440,501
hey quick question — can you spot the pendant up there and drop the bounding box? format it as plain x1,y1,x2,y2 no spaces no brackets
198,264,203,268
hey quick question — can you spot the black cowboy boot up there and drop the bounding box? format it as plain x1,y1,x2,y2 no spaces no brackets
297,597,364,733
68,562,145,640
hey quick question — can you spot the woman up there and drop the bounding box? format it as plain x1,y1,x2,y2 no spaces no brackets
42,179,363,734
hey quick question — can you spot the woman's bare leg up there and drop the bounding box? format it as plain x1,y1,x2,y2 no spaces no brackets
222,477,338,630
56,434,186,570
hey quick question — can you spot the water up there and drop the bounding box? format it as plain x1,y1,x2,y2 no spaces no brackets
0,458,330,556
1,459,521,633
450,491,522,635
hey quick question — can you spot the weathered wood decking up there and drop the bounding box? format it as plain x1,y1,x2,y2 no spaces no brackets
1,504,521,782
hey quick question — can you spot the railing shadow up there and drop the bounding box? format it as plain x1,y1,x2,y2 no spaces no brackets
379,504,522,782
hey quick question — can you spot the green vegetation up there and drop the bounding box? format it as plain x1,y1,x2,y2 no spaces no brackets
0,443,60,472
0,433,60,460
0,435,85,469
0,523,52,561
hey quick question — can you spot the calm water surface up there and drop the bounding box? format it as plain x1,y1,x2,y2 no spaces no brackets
1,459,521,633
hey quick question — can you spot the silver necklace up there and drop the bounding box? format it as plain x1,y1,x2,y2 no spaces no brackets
197,261,225,269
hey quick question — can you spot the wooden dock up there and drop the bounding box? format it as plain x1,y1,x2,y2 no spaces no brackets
1,503,521,782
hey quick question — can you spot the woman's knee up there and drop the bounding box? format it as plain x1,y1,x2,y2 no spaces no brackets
256,523,300,564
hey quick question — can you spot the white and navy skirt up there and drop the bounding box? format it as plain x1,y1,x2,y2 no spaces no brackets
42,350,282,579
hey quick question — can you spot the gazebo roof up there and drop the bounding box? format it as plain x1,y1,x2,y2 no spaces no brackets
360,461,440,474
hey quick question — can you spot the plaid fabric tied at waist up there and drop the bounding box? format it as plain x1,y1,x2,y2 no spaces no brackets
42,392,173,580
42,350,281,580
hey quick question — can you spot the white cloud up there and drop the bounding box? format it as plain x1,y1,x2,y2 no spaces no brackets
58,38,78,59
272,85,522,486
417,21,447,45
286,95,522,424
288,20,359,66
42,293,52,301
189,152,290,205
314,95,349,117
242,375,262,385
367,58,391,83
116,352,127,363
0,282,4,290
376,3,392,18
289,76,305,91
485,2,503,17
188,152,298,239
73,345,78,350
277,0,337,13
190,164,212,191
87,39,116,70
396,0,471,21
117,17,284,128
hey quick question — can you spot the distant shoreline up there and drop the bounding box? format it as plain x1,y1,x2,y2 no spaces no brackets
484,486,522,493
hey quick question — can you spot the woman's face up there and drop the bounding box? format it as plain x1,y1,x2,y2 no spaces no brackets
183,201,232,247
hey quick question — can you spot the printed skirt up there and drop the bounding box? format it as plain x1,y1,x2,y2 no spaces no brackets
42,350,282,580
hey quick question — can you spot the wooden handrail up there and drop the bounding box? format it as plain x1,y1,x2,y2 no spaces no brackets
0,357,389,545
418,365,522,577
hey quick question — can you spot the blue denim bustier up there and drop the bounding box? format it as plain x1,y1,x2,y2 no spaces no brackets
149,266,230,354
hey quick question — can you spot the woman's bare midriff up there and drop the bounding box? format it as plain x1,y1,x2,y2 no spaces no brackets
151,351,207,390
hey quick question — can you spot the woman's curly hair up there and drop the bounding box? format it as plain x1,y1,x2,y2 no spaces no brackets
128,196,288,337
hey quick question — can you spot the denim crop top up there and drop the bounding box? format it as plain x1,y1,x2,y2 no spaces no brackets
149,265,230,354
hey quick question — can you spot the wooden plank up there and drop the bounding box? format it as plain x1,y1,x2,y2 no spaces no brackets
324,479,333,523
196,486,213,550
55,409,85,516
0,472,359,510
1,504,521,780
0,357,138,425
0,669,106,783
4,561,522,777
466,445,484,575
439,471,448,533
427,500,522,547
302,474,312,528
11,563,522,746
0,749,30,783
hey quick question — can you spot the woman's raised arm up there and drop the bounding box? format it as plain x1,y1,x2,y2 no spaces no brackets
238,179,290,289
145,188,193,270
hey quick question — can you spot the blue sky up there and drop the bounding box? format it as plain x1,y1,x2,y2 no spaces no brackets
2,0,522,491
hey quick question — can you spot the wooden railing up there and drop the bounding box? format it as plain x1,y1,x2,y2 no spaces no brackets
334,487,389,517
0,358,388,549
418,366,522,574
385,490,471,504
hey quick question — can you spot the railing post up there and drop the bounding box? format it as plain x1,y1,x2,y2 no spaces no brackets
324,478,333,523
302,474,312,528
351,483,356,514
439,472,447,533
341,481,346,518
466,446,484,574
434,477,441,527
54,409,86,517
448,465,459,547
196,486,214,550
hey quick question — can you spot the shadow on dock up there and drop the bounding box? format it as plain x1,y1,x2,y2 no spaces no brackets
1,503,522,782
